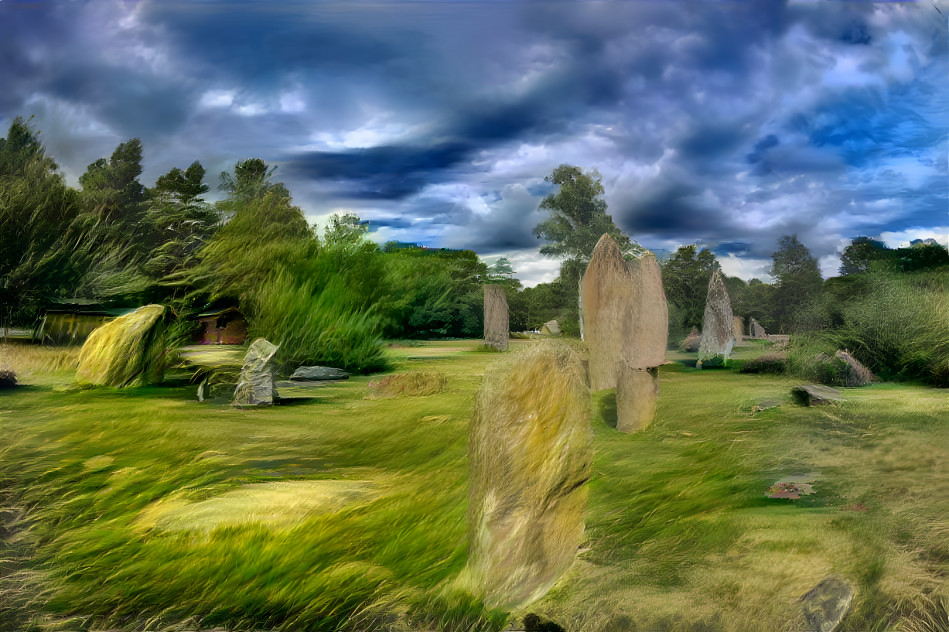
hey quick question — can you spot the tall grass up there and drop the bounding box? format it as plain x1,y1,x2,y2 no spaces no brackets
820,272,949,385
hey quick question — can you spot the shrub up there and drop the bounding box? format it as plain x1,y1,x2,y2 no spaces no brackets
0,368,16,388
366,371,447,399
738,352,787,374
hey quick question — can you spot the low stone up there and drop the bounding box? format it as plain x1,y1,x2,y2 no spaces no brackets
834,350,875,386
794,576,854,632
615,365,659,433
752,399,781,414
0,369,16,389
749,318,767,338
232,338,280,406
792,384,844,406
680,327,701,352
540,320,561,335
290,366,349,381
462,342,591,609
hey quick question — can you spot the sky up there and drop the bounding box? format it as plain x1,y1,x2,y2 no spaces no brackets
1,0,946,286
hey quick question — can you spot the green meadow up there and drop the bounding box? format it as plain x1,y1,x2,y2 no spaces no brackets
1,340,947,632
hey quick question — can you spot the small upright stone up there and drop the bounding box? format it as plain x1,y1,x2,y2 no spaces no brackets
792,576,854,632
463,342,591,609
232,338,280,406
483,284,509,351
697,271,735,368
750,318,767,339
733,316,745,343
540,320,561,335
615,365,660,433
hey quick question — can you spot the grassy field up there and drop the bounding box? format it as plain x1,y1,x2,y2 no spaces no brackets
1,339,947,631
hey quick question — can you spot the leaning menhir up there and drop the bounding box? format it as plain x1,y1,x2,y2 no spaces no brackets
697,270,735,368
483,284,509,351
75,304,171,388
462,342,592,609
232,338,280,406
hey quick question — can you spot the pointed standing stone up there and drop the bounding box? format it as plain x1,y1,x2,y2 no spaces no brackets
483,284,509,351
697,270,735,368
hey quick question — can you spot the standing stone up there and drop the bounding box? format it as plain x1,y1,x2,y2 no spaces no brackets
463,342,592,609
733,316,745,343
483,284,509,351
75,304,170,388
540,320,561,335
697,270,735,368
581,234,668,391
792,577,854,632
681,327,702,352
232,338,280,406
750,318,767,339
615,365,660,433
834,350,876,386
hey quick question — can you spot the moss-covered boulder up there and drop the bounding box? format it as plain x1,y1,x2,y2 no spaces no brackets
461,342,592,609
75,305,171,388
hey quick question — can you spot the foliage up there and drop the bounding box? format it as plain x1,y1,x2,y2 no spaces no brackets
770,234,823,333
0,116,80,324
661,245,720,331
74,304,172,387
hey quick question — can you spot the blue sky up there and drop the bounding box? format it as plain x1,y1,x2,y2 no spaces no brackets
1,0,946,285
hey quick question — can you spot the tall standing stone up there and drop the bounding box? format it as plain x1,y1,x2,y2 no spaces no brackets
463,342,592,609
581,234,668,391
232,338,280,406
483,284,509,351
615,364,660,433
697,270,735,368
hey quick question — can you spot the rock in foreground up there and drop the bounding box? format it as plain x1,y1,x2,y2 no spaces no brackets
232,338,280,406
290,366,350,381
792,384,844,406
75,304,170,388
463,342,592,609
793,576,854,632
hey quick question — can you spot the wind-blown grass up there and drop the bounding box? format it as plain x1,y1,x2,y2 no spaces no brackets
1,340,947,631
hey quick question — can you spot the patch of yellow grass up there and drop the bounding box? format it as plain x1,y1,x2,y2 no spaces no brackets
135,479,381,533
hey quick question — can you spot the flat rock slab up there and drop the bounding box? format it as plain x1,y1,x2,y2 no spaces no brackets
794,576,854,632
752,399,782,414
290,366,349,381
792,384,844,406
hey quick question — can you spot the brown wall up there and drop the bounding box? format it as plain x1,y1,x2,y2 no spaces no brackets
196,316,247,345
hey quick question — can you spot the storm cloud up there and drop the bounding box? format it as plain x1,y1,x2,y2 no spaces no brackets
1,0,945,284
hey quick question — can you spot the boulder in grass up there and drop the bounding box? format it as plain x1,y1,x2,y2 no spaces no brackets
540,320,561,336
461,342,592,609
697,271,735,368
290,366,350,381
680,327,701,353
615,365,659,433
0,368,16,389
792,384,844,406
834,350,875,386
366,371,447,399
791,577,854,632
232,338,280,406
75,305,171,388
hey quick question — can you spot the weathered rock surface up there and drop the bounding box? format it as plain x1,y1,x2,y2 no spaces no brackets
697,271,735,368
290,366,350,381
0,369,16,389
483,284,509,351
582,234,668,390
76,304,170,387
834,350,875,386
749,318,767,338
792,384,844,406
366,371,447,399
232,338,280,406
615,365,659,433
463,342,591,609
540,320,561,335
733,316,745,343
792,576,854,632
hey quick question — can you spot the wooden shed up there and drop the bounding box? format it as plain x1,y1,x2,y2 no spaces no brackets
37,302,134,345
193,306,247,345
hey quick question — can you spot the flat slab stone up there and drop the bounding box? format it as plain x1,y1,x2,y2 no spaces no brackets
792,384,844,406
290,366,349,381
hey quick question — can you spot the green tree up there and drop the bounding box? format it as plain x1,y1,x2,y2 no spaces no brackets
839,237,889,275
661,244,721,331
770,234,823,332
324,212,368,245
533,165,635,265
0,116,80,323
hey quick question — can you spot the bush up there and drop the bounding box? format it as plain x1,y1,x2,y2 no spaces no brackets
0,368,16,388
738,352,787,374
